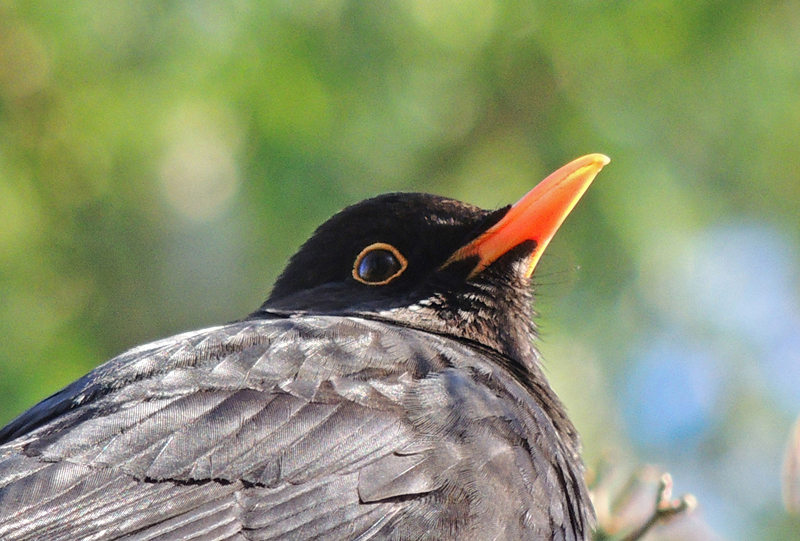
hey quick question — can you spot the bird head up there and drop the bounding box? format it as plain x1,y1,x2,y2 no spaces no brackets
260,154,609,368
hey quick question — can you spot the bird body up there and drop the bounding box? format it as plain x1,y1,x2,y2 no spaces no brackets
0,154,609,540
0,316,587,540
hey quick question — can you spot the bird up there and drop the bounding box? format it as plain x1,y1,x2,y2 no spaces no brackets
0,153,609,541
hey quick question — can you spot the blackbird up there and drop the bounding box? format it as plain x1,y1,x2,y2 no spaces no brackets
0,154,609,541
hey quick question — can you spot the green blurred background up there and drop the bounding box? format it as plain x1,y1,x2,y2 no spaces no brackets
1,1,799,539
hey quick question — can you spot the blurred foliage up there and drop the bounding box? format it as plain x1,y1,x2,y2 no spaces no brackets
1,1,800,539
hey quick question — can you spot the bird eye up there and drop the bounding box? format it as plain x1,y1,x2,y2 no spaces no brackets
352,243,408,285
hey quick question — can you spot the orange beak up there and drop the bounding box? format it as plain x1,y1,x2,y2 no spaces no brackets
445,153,610,278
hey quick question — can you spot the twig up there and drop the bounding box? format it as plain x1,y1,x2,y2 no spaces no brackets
618,473,697,541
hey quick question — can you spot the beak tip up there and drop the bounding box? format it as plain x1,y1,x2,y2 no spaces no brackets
588,153,611,167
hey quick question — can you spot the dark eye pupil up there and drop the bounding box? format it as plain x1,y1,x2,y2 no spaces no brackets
358,249,402,283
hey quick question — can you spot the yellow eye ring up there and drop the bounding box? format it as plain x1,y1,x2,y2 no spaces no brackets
352,242,408,286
